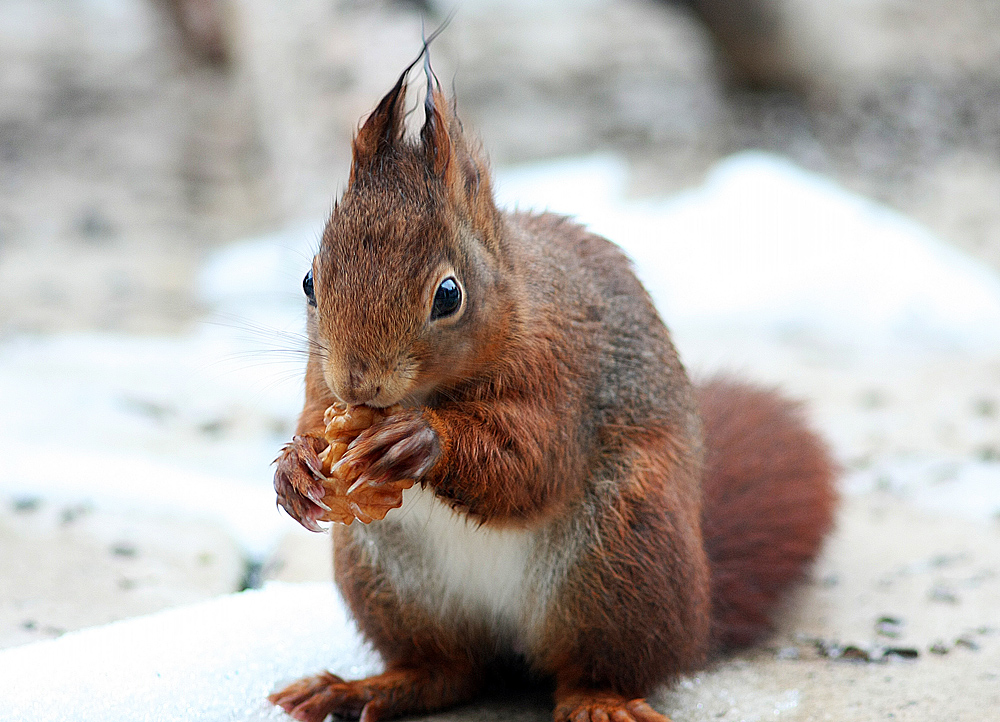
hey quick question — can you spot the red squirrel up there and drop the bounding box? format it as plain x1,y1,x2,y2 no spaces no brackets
269,44,836,722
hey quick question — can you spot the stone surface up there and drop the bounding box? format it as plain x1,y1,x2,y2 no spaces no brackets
0,493,246,650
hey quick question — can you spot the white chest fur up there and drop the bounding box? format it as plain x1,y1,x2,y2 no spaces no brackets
376,485,553,646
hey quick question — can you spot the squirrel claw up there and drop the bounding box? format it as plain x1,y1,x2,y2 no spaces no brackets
625,701,670,722
359,699,388,722
268,671,345,709
302,486,332,510
274,435,333,533
346,473,387,495
555,693,670,722
348,500,375,524
275,493,325,533
269,667,475,722
340,411,441,486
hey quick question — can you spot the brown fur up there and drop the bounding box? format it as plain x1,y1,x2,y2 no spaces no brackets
697,377,838,649
535,421,711,697
270,52,837,722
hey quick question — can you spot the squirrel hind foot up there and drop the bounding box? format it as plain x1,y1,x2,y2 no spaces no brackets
268,671,353,722
553,690,672,722
269,666,481,722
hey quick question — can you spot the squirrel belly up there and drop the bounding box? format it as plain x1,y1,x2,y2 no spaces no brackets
342,483,567,657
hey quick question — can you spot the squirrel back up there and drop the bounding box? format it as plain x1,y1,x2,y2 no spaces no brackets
498,216,839,654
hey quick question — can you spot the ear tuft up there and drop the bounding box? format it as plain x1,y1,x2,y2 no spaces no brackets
350,17,454,186
349,71,408,185
416,51,498,233
420,87,453,179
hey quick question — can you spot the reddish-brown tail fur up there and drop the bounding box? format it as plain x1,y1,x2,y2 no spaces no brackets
696,377,838,650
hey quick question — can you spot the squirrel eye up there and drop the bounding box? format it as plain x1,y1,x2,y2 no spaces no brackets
303,269,316,307
431,277,461,320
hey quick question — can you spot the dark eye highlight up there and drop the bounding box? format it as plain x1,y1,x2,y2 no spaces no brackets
431,277,461,320
303,269,316,307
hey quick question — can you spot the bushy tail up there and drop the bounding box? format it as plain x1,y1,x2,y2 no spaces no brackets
696,377,838,650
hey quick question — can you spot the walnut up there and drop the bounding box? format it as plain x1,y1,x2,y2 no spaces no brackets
316,402,413,524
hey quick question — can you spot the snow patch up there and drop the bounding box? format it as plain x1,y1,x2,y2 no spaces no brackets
495,152,1000,351
0,582,378,722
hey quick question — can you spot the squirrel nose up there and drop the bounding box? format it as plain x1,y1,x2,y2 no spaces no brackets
345,385,380,405
341,370,381,406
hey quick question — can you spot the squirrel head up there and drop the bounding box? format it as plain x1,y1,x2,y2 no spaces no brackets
307,54,514,408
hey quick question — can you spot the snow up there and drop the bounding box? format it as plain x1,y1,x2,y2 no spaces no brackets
4,152,1000,719
0,582,380,722
0,326,305,557
845,456,1000,522
494,152,1000,351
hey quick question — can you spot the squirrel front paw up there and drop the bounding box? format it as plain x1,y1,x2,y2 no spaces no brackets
273,434,337,532
331,410,441,518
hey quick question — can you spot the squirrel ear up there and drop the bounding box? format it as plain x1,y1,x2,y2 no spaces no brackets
420,65,488,205
350,71,408,185
421,84,499,236
352,20,452,186
420,82,454,181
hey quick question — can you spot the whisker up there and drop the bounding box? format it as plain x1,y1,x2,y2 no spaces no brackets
201,311,331,357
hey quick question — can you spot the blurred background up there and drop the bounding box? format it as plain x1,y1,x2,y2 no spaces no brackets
2,0,999,335
3,3,1000,717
